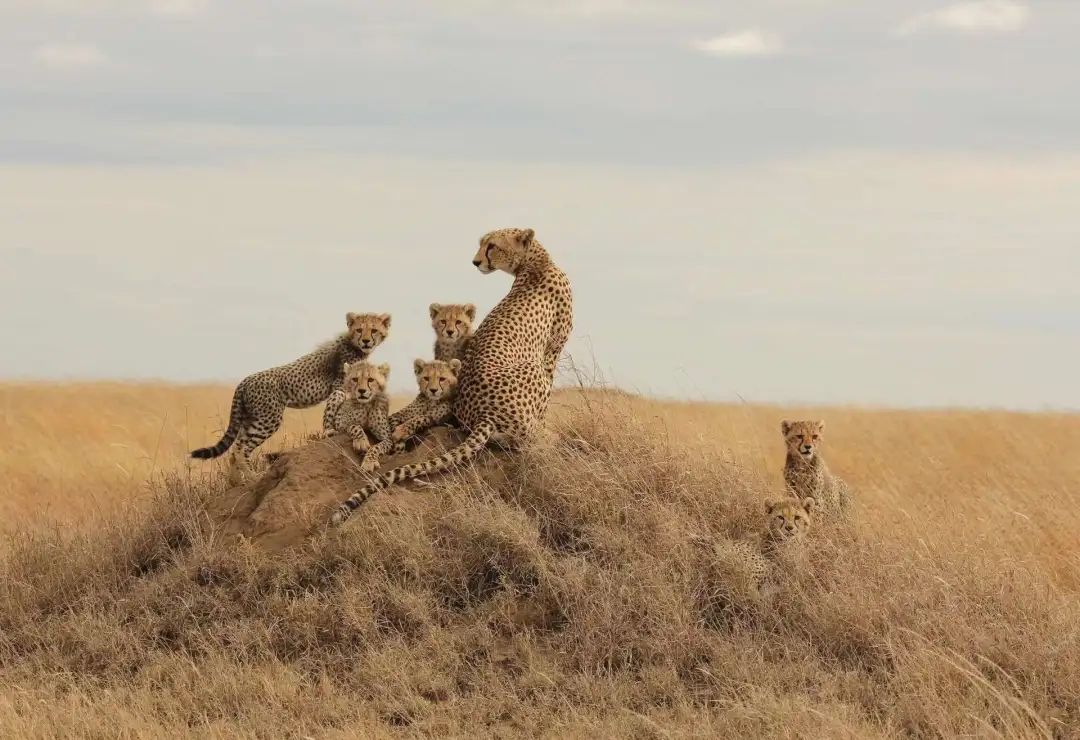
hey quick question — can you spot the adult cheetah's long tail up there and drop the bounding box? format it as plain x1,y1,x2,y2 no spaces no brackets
330,419,495,526
191,384,244,459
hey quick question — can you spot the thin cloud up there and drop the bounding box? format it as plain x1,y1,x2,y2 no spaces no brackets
149,0,208,16
692,30,784,58
33,43,107,69
897,1,1030,36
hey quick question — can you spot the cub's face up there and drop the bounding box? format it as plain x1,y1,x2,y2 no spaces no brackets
343,362,390,402
781,419,825,461
766,498,814,541
345,312,391,352
413,358,461,401
472,228,535,275
429,303,476,341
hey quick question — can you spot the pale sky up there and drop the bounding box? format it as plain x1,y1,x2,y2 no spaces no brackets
1,1,1078,409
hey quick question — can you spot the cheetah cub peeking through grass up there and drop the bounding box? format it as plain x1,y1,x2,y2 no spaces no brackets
781,420,850,516
738,497,816,591
190,312,390,483
430,303,476,363
331,361,392,473
387,358,462,449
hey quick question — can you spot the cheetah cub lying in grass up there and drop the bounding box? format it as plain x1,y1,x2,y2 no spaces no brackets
387,358,462,449
781,420,850,516
726,497,816,594
331,362,392,473
429,303,476,363
191,312,390,483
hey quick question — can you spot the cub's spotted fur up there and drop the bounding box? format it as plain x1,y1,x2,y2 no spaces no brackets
781,420,850,516
430,303,476,363
332,362,392,473
331,228,573,525
190,312,390,482
387,358,461,447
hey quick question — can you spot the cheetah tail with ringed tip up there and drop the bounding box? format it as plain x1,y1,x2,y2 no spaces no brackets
191,383,245,459
330,419,496,526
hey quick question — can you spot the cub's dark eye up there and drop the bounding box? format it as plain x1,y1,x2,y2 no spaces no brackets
455,320,464,326
812,435,820,440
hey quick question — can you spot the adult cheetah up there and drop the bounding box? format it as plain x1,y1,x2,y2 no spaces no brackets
191,312,390,482
781,419,851,516
331,227,572,525
429,303,476,364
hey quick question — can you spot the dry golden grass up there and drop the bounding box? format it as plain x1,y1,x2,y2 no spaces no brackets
0,382,1077,738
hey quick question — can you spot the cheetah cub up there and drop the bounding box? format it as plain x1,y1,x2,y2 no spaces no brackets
429,303,476,363
697,497,815,603
388,358,462,448
781,420,850,516
191,312,391,483
331,362,392,473
727,497,816,594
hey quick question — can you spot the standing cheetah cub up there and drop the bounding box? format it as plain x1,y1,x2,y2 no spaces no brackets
388,358,462,447
190,312,390,483
331,362,393,473
429,303,476,363
781,420,850,516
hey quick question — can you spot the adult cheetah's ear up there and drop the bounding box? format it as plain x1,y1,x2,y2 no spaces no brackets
801,497,816,514
378,313,392,328
429,303,442,320
464,303,476,321
449,358,462,373
413,358,425,376
342,362,351,374
781,420,792,436
346,312,358,327
519,228,535,246
378,363,391,378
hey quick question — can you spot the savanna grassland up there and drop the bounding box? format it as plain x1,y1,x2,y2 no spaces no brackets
0,381,1077,738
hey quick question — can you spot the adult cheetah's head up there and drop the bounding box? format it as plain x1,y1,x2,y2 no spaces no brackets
413,358,461,401
473,228,535,275
345,312,391,352
429,303,476,341
343,361,390,402
781,419,825,461
765,497,814,542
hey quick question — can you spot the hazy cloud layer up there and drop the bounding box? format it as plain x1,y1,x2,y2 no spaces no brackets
1,1,1077,409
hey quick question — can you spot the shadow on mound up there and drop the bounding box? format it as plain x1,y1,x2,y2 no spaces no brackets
206,428,510,552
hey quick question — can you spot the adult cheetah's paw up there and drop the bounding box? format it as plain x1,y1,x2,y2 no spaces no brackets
360,456,379,473
391,424,409,442
309,429,329,442
351,437,370,453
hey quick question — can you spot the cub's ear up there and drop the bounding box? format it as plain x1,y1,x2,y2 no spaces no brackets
464,303,477,321
346,312,358,327
413,358,425,376
429,303,442,320
766,500,780,515
781,420,792,436
449,358,462,373
520,228,535,246
378,313,391,328
378,363,391,378
801,497,816,514
816,420,826,432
